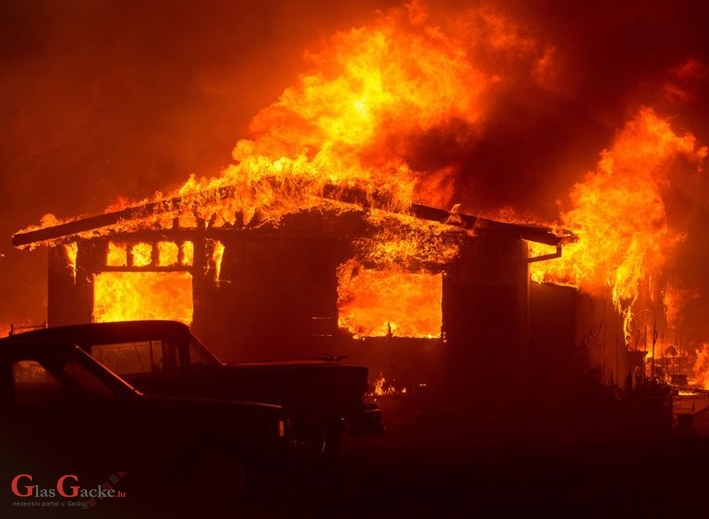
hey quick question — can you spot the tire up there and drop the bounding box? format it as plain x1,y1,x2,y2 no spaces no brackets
188,447,251,504
290,415,340,467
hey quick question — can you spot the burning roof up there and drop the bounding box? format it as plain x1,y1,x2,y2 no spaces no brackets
11,183,569,250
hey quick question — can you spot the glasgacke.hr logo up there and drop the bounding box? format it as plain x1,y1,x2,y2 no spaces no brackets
10,472,127,509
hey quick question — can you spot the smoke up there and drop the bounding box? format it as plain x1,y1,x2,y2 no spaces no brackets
1,0,709,337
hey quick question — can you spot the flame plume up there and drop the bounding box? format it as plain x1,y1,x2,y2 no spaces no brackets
530,108,707,344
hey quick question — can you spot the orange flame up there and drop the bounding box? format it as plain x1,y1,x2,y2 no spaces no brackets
210,240,225,283
107,242,127,267
64,243,78,281
131,243,153,268
12,6,561,338
337,258,443,338
692,343,709,389
173,5,499,224
530,108,707,344
92,271,193,324
335,213,459,338
17,3,557,246
157,242,179,267
370,373,408,397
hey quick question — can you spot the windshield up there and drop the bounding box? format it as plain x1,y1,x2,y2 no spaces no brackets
67,346,141,398
188,335,223,366
12,347,139,404
91,340,177,375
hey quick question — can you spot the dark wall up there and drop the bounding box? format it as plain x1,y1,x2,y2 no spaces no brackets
45,224,540,400
528,282,586,387
442,236,529,395
48,244,94,326
196,231,352,362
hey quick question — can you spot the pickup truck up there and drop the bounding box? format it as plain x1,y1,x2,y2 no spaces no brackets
0,339,294,511
3,320,384,462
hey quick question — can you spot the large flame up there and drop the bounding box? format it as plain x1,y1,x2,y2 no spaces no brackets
93,271,194,324
337,259,443,339
18,3,556,243
18,4,553,331
530,108,707,345
24,4,709,354
173,5,499,224
693,343,709,389
336,213,459,337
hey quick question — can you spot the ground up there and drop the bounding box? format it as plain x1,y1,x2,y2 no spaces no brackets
9,394,709,519
83,403,709,519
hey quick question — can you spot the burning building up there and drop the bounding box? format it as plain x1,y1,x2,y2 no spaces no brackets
7,1,709,433
12,190,577,399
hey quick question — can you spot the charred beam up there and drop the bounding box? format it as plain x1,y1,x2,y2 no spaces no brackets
13,178,572,248
12,186,238,247
95,265,194,273
527,243,563,263
409,203,571,247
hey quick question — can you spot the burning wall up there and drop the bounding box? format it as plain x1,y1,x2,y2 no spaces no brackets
37,200,561,398
530,109,707,385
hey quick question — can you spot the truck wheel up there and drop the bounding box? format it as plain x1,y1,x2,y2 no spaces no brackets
290,415,330,464
188,448,251,503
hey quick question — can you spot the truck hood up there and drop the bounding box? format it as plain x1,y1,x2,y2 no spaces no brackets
129,361,371,411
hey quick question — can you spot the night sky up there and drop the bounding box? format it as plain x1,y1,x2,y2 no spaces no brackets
2,0,709,342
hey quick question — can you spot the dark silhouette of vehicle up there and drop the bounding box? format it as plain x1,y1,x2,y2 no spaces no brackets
0,340,294,510
3,320,384,462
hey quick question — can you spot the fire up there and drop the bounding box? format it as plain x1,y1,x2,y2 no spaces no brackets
337,259,443,338
131,243,153,267
182,241,194,266
107,242,127,267
336,214,459,338
157,242,179,267
693,344,709,389
64,243,78,281
360,211,461,268
210,240,225,283
530,108,707,345
172,5,497,224
92,271,193,324
370,373,408,397
17,2,557,247
19,4,542,329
